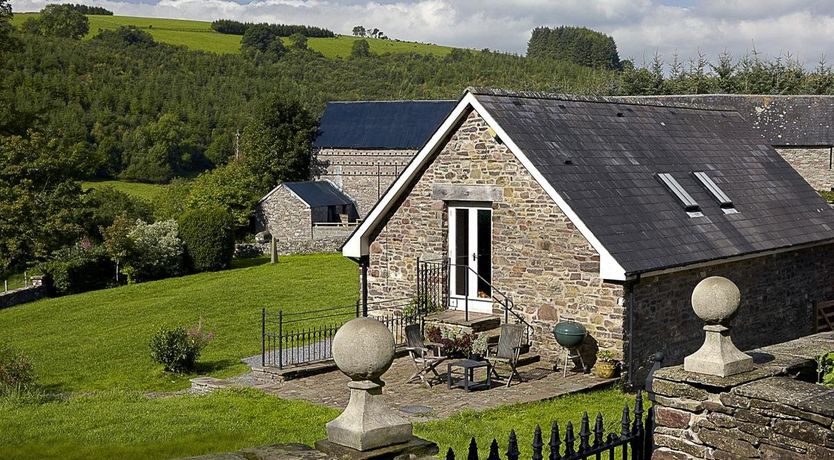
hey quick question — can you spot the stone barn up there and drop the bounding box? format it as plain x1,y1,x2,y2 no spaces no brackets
256,181,358,252
314,100,456,216
342,88,834,385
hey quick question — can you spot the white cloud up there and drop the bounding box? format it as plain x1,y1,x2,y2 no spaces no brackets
10,0,834,67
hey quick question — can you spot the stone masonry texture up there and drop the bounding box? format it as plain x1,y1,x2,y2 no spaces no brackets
363,108,834,382
0,285,46,309
650,333,834,460
776,147,834,191
256,186,312,241
366,110,626,362
628,244,834,382
315,148,415,216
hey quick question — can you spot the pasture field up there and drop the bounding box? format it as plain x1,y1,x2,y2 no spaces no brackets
11,13,455,57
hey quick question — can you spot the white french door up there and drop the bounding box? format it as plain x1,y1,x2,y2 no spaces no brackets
448,205,493,314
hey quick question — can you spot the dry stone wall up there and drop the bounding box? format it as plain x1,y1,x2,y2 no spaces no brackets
315,148,415,216
776,147,834,191
627,244,834,382
367,110,626,361
0,285,46,309
650,332,834,460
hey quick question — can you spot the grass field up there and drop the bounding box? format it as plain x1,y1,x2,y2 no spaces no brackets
0,254,357,392
11,13,455,58
82,180,169,202
0,252,641,459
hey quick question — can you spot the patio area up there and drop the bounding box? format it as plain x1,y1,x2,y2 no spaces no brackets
209,355,616,422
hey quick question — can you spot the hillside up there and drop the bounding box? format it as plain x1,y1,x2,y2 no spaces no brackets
10,13,455,58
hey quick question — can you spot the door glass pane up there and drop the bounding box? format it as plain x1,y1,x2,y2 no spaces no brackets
476,209,491,298
454,209,469,296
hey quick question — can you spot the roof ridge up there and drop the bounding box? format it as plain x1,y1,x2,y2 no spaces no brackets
328,100,456,104
465,87,740,113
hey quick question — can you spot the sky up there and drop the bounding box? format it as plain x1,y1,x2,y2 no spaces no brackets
10,0,834,67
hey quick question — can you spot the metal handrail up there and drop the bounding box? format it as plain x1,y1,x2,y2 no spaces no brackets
420,259,534,343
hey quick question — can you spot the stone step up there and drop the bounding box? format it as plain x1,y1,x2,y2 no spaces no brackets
424,310,501,333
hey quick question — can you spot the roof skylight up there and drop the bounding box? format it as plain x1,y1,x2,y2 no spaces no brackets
693,171,738,214
657,173,702,216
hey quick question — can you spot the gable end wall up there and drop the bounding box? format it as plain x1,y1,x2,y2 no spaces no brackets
367,111,626,360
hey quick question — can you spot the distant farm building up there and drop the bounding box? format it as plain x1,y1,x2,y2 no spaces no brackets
313,100,456,215
255,180,358,253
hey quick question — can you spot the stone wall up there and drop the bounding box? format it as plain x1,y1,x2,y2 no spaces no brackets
366,110,626,361
311,224,357,240
627,244,834,382
315,148,416,216
776,147,834,191
0,285,46,309
651,332,834,459
237,236,347,257
255,186,312,241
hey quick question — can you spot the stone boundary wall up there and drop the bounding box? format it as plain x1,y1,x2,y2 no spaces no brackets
651,332,834,459
236,237,346,258
0,285,46,309
776,147,834,191
311,225,356,240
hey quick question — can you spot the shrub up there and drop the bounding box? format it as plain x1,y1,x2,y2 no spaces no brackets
126,219,184,281
178,206,235,272
0,342,35,394
39,245,114,296
84,186,153,239
818,351,834,388
149,321,214,373
425,325,478,358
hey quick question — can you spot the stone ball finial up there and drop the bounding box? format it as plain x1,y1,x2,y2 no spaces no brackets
332,317,395,381
691,276,741,324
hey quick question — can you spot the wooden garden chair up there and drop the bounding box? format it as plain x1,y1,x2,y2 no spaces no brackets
404,323,447,388
486,323,524,387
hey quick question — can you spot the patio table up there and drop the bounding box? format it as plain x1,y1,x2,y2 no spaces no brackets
447,359,492,391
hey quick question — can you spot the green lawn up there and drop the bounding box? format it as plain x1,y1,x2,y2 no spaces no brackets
0,389,339,460
11,13,455,57
0,386,640,460
82,180,168,202
0,252,641,459
0,254,357,392
415,388,642,458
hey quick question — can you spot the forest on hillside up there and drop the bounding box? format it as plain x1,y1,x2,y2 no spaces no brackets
3,1,834,279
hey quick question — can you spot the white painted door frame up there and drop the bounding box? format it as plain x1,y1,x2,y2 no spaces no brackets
448,204,493,314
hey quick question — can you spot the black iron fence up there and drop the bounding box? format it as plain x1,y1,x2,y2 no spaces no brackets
417,257,534,346
445,392,652,460
261,298,419,369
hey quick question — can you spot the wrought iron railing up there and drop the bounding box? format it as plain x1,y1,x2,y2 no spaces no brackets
417,257,534,346
444,391,652,460
261,298,418,369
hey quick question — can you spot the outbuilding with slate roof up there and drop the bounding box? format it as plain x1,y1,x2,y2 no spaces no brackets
342,88,834,385
314,100,456,215
256,180,358,247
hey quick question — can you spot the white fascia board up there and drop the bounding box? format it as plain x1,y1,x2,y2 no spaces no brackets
467,96,627,281
342,96,474,258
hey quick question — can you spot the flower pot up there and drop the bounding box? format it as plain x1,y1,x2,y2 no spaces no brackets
594,361,618,379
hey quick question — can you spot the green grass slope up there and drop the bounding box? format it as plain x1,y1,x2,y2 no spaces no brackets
82,180,168,202
0,254,358,392
11,13,455,57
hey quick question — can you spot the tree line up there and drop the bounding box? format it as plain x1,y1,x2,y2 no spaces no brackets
210,19,335,38
5,0,834,279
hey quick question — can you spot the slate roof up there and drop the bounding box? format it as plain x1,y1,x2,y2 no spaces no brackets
615,95,834,147
267,181,354,208
471,88,834,275
314,100,456,149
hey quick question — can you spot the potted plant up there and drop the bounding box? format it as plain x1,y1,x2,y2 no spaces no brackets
594,350,619,379
470,334,488,360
